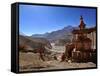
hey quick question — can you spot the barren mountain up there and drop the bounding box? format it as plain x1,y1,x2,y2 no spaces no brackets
32,26,75,42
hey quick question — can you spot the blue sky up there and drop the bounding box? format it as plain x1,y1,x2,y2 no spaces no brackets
19,4,96,36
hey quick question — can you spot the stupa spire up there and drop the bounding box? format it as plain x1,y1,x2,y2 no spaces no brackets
79,15,86,30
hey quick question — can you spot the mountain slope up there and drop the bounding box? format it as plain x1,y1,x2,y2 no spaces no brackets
19,35,52,52
31,26,75,42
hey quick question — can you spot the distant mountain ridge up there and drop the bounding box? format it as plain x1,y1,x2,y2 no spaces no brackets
20,32,27,36
31,25,76,42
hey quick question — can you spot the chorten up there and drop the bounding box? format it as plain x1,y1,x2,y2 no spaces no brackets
72,16,92,51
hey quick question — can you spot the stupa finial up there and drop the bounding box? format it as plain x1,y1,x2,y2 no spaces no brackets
79,15,85,29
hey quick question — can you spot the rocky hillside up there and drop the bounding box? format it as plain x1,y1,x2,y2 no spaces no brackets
19,35,52,52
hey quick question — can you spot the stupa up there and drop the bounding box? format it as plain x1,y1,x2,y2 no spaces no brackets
71,16,96,62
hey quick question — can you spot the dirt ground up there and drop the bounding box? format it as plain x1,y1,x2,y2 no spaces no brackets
19,43,96,72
